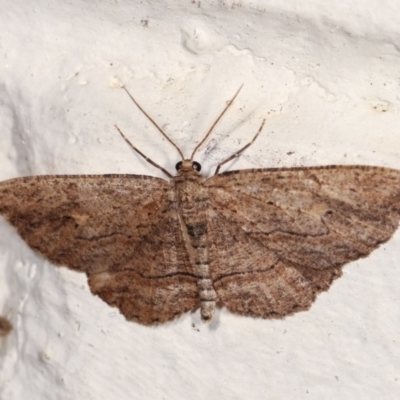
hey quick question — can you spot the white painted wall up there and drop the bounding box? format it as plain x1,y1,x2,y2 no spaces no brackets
0,1,400,399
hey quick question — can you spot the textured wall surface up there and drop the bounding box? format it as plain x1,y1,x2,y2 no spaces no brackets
0,1,400,399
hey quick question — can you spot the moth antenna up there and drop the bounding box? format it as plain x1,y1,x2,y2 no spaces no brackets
122,86,184,161
115,124,173,178
190,84,244,162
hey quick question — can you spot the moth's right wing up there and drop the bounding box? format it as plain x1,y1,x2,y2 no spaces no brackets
0,175,199,325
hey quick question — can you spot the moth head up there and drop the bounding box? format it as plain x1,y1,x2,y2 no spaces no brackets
175,160,202,173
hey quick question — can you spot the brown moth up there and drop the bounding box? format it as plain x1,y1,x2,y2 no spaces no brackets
0,316,12,337
0,86,399,325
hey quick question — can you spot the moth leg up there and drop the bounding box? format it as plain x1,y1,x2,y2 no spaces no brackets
214,119,266,175
114,124,173,178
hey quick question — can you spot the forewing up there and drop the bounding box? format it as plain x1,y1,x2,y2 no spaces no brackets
205,166,400,318
0,175,199,325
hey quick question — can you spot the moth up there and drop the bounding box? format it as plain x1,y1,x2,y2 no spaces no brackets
0,316,12,337
0,86,399,325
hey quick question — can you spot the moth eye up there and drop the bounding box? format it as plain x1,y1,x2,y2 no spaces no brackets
175,162,182,171
192,161,201,172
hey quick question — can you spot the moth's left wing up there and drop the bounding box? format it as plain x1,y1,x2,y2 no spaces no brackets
205,165,400,318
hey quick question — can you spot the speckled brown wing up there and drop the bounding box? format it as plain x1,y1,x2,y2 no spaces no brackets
205,165,400,319
0,175,199,325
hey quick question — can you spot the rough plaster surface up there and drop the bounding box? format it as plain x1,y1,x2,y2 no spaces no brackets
0,1,400,399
